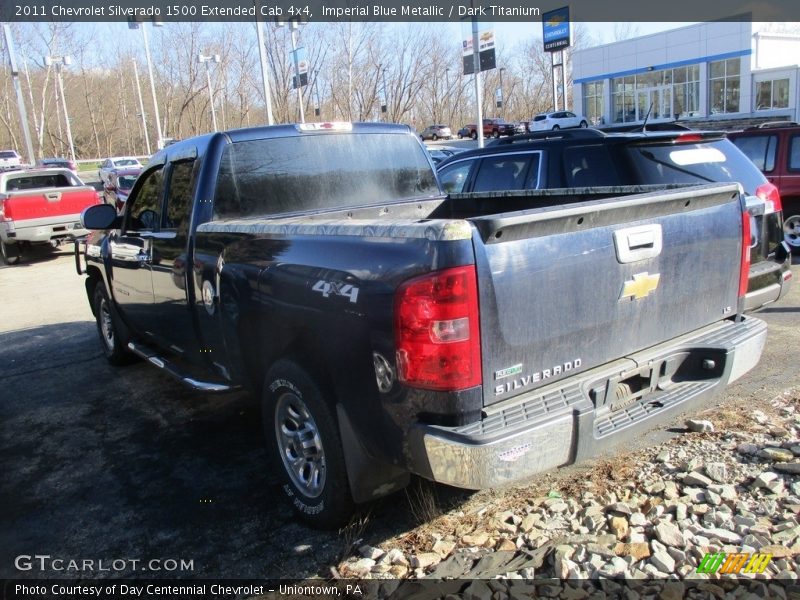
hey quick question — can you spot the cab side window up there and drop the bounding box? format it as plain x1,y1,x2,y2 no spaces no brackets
163,160,197,232
125,168,164,232
438,160,475,194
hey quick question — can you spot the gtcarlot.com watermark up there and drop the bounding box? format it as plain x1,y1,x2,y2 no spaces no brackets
15,555,194,573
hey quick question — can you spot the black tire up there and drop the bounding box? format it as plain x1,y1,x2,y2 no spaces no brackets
263,360,355,529
553,125,560,130
471,131,478,140
492,130,500,139
1,239,20,265
457,133,463,140
432,134,438,141
784,214,800,255
93,284,134,365
580,120,588,128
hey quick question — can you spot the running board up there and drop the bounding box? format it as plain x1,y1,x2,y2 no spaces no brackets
127,342,239,393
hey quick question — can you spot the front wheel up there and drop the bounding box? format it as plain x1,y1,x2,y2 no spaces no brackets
552,125,560,130
93,284,134,365
471,131,478,140
457,133,463,140
263,360,355,529
431,134,438,141
784,214,800,254
580,120,588,128
0,239,20,265
492,130,500,139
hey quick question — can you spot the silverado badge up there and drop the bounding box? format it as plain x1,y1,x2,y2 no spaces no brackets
619,272,660,301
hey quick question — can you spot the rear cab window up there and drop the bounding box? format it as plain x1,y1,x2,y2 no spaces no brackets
563,145,619,187
472,153,541,192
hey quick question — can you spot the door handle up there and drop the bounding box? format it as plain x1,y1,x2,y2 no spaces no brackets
614,224,663,263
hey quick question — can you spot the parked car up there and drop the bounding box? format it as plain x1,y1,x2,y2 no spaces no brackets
98,156,143,185
0,149,22,171
728,122,800,253
419,125,452,141
529,111,589,131
464,118,516,140
456,126,471,139
436,127,792,313
35,157,77,174
77,122,765,528
103,167,143,211
424,145,468,165
0,168,100,264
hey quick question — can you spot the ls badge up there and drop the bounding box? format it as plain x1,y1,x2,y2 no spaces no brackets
619,272,660,301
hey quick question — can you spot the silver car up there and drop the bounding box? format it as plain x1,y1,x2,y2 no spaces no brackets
419,125,452,141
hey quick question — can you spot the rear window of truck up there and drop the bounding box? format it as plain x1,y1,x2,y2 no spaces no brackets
5,173,74,190
213,133,439,219
625,138,766,195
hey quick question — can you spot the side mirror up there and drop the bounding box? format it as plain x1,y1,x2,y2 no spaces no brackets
81,204,119,230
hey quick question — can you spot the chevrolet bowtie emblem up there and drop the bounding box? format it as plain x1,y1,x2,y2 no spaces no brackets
620,272,661,301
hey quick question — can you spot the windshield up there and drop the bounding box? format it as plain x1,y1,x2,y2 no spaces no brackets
214,132,440,219
625,138,766,195
115,159,139,167
0,151,18,159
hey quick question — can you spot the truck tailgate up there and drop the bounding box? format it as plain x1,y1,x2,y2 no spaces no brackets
2,186,99,221
469,183,744,407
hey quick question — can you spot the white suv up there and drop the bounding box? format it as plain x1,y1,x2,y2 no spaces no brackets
0,150,22,171
528,111,588,131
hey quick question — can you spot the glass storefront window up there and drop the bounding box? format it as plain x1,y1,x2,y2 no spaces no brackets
755,78,790,110
708,58,741,114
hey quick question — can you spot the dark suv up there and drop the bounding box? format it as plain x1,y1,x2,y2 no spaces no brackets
436,128,792,312
728,122,800,253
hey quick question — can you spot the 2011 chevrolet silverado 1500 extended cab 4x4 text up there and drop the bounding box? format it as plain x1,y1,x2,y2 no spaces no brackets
77,122,767,528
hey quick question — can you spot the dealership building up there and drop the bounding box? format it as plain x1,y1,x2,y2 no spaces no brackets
572,21,800,128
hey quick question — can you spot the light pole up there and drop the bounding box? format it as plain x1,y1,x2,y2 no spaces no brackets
132,59,151,154
381,67,388,122
44,54,75,162
3,25,35,166
198,53,220,132
139,22,165,149
254,2,274,125
498,67,505,119
277,19,305,123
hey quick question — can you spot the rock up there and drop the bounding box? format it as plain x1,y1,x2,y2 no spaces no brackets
752,471,785,494
660,582,685,600
607,502,632,516
615,542,651,562
699,527,742,544
630,512,647,527
432,539,456,558
462,532,490,547
760,447,795,462
385,548,409,566
520,514,539,533
348,558,376,577
686,419,714,432
770,426,790,438
655,521,684,547
760,544,795,559
684,487,705,503
704,462,729,484
359,545,384,560
675,503,688,521
546,501,569,514
599,556,628,577
656,450,670,463
388,564,408,577
410,552,440,569
650,549,676,573
708,484,738,501
774,462,800,475
684,471,713,487
495,538,516,552
463,580,494,600
773,525,800,545
610,516,629,540
663,481,680,500
752,410,769,424
737,443,759,455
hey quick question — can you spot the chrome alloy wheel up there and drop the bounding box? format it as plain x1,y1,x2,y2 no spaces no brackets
785,214,800,249
274,391,326,498
99,297,115,351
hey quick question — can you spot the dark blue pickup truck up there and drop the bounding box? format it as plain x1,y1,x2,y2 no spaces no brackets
77,122,767,528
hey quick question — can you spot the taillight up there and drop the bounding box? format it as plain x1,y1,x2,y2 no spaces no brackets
394,265,482,391
0,198,11,222
676,133,703,143
756,182,782,214
739,210,751,299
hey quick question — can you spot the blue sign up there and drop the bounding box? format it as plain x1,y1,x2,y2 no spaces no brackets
542,6,570,52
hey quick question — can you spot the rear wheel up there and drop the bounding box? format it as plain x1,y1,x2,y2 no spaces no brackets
263,360,355,529
0,239,20,265
492,130,500,139
93,284,134,365
432,134,438,141
784,214,800,254
553,125,560,130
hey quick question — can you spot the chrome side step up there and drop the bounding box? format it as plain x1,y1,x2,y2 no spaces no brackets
127,342,239,393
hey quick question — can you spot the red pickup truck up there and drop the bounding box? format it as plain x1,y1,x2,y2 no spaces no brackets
464,118,516,140
0,168,100,265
